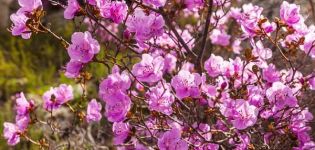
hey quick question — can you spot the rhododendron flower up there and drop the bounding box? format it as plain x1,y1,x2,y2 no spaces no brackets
99,66,131,102
64,0,81,19
132,54,164,83
126,8,165,42
3,122,21,146
252,40,272,60
15,92,34,117
303,31,315,59
164,54,177,73
158,128,188,150
99,1,127,24
204,54,225,77
266,82,298,111
146,82,175,115
210,29,231,46
65,60,83,78
113,122,130,145
280,1,301,26
86,99,102,123
10,13,31,39
143,0,166,7
105,93,131,122
43,84,73,111
171,70,201,99
309,77,315,90
231,99,259,130
263,64,280,83
67,31,100,63
184,0,204,11
17,0,42,14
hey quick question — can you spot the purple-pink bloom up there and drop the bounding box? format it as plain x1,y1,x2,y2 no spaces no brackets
143,0,166,7
15,92,34,117
158,128,188,150
43,84,74,111
105,92,131,122
9,13,31,39
280,1,301,26
171,70,202,99
17,0,42,14
164,53,177,73
126,8,165,42
86,99,102,123
146,82,175,115
266,81,298,111
99,1,128,24
210,29,231,46
113,122,130,145
67,31,100,63
99,66,131,102
3,122,21,146
230,99,259,130
65,60,83,78
64,0,80,19
252,40,272,60
204,54,225,77
184,0,204,11
132,54,164,83
263,64,280,83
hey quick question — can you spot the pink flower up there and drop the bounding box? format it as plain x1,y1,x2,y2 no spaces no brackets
99,1,128,24
126,8,165,42
146,82,175,115
280,1,301,26
43,84,73,111
3,123,20,146
99,66,131,102
64,0,80,19
158,128,188,150
9,13,31,39
67,31,100,63
87,0,96,5
266,82,298,111
17,0,42,14
204,54,225,77
263,64,280,83
143,0,166,7
132,54,164,83
252,40,272,60
309,77,315,90
65,60,83,78
184,0,204,11
15,92,34,117
113,122,130,145
171,70,201,99
210,29,231,46
86,99,102,123
105,92,131,122
303,31,315,59
230,99,258,130
164,54,177,73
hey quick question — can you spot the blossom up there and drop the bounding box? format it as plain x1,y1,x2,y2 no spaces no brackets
9,13,31,39
99,66,131,102
17,0,42,14
252,40,272,60
67,31,100,63
86,99,102,123
158,128,188,150
65,60,83,78
266,82,298,110
184,0,204,11
309,77,315,90
99,1,128,24
204,54,225,77
280,1,301,26
132,54,164,83
126,8,165,42
210,29,231,46
263,64,280,83
105,93,131,122
164,54,177,73
113,122,130,145
143,0,166,7
146,82,175,115
15,92,34,117
231,99,259,130
64,0,81,19
3,123,21,146
171,70,201,99
43,84,73,111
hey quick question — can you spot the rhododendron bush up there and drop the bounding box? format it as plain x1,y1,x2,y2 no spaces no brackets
4,0,315,149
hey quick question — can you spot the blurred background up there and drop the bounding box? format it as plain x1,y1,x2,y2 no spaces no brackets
0,0,315,149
